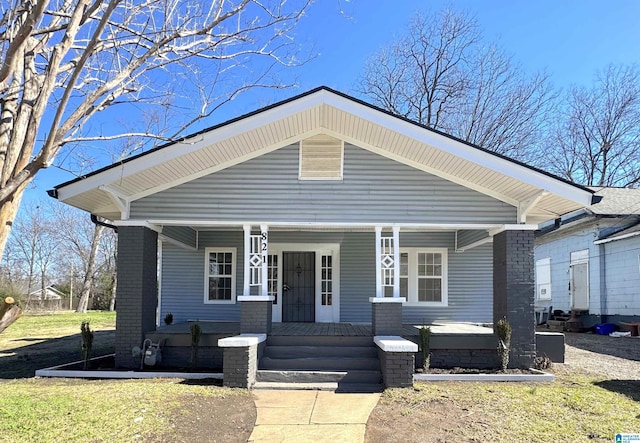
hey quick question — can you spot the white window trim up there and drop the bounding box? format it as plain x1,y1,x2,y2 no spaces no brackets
204,247,237,304
401,247,448,307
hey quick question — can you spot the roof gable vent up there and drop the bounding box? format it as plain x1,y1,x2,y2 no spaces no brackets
299,134,344,180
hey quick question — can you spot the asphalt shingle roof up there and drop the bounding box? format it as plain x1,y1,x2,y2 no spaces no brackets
587,187,640,215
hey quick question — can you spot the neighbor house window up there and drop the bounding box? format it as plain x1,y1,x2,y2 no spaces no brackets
399,248,448,306
204,248,236,303
535,257,552,300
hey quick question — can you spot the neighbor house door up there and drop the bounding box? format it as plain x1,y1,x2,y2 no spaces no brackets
571,262,589,310
282,252,315,322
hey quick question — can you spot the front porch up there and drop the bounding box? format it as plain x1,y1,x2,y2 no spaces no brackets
150,320,494,337
145,321,498,372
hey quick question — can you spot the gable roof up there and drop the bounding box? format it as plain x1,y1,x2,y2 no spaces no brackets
49,86,594,224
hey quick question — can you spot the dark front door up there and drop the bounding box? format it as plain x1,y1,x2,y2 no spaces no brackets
282,252,315,322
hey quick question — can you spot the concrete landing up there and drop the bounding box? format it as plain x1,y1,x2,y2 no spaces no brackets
249,389,381,442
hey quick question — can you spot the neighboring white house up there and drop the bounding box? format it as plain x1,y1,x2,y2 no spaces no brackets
535,187,640,326
28,286,65,300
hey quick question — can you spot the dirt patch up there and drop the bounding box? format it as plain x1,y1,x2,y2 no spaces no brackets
420,367,536,375
366,387,492,443
366,332,640,443
147,390,256,443
563,332,640,380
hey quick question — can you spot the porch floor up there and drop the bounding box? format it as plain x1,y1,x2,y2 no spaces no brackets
155,321,493,337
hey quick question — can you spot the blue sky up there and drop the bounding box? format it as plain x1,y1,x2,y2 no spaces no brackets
29,0,640,205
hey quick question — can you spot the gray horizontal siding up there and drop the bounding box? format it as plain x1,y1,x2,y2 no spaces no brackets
160,232,243,323
160,230,493,325
133,144,516,224
457,230,490,249
162,226,197,248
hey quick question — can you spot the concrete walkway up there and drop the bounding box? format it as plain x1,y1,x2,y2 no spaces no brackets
248,390,381,442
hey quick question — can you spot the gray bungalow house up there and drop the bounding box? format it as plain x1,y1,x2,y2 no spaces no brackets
49,87,593,387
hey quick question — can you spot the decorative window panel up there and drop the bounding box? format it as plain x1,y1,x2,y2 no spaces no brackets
299,134,343,180
321,255,333,306
381,235,396,297
249,234,263,288
205,248,236,303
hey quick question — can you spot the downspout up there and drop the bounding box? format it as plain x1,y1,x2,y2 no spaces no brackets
91,214,118,233
598,243,607,324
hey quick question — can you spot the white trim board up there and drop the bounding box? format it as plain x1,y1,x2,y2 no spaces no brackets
114,219,539,231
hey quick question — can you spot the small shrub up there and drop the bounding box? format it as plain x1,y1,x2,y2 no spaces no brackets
534,355,552,370
80,320,94,370
418,326,431,370
164,312,173,325
190,322,202,369
496,317,512,371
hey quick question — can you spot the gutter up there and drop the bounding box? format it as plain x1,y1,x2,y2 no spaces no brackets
594,230,640,245
91,214,118,233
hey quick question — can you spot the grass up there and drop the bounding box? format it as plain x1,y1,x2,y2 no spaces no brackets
376,371,640,442
0,378,250,443
0,311,116,345
0,311,116,378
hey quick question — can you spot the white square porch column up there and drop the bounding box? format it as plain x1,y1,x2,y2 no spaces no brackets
240,224,273,334
392,226,400,298
260,224,268,297
375,226,382,298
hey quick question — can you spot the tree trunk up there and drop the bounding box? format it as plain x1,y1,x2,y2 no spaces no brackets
109,270,117,312
0,297,23,334
75,224,105,313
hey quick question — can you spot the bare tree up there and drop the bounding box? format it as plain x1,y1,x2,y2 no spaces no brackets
51,204,103,312
6,201,58,308
0,0,311,259
358,9,554,159
543,64,640,187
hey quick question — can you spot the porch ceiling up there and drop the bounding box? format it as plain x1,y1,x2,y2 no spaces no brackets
51,87,593,224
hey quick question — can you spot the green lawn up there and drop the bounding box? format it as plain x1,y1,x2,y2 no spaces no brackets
0,378,251,443
2,312,639,443
0,312,255,442
0,311,116,378
0,311,116,342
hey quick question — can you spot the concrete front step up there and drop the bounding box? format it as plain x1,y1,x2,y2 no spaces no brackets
257,369,383,384
261,356,380,371
263,345,378,359
266,335,373,347
253,381,384,393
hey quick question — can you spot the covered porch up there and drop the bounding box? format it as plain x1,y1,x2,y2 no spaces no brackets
145,321,498,371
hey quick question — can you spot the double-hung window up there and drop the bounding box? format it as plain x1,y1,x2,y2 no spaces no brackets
204,248,236,304
398,248,448,306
